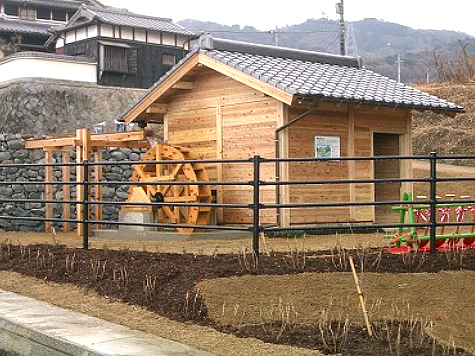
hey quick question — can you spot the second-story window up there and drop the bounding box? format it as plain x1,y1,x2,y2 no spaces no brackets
104,45,128,73
52,9,67,21
36,7,50,20
4,4,19,17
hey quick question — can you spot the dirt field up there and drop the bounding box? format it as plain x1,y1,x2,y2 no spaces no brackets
0,163,475,355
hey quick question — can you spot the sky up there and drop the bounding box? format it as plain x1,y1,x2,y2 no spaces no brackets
100,0,475,37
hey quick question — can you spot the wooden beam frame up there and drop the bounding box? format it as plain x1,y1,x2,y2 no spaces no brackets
24,128,154,236
25,131,148,149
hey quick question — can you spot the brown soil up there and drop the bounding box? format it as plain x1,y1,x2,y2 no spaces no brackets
1,239,475,356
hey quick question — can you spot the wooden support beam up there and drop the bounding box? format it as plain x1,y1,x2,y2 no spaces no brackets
145,103,168,114
94,149,103,230
172,81,194,90
25,137,77,149
44,148,53,233
62,150,71,233
76,130,84,237
25,131,148,150
90,130,147,142
90,140,149,149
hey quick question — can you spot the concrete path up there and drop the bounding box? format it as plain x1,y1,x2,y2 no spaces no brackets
0,289,214,356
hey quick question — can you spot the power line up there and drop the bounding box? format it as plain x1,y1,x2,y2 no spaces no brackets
198,30,339,34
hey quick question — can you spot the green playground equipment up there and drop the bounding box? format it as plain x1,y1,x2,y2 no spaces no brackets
385,192,475,252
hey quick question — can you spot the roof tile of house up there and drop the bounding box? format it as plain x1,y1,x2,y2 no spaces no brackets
63,6,194,36
200,37,463,112
0,18,52,35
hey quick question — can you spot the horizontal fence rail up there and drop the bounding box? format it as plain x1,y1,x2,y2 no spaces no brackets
0,152,474,255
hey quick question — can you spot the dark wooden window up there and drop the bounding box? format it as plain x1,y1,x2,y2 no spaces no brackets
52,9,67,21
4,4,19,16
100,43,138,75
103,45,128,73
36,7,50,20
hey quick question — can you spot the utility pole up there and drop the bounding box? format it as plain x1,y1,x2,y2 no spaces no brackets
336,0,346,56
270,27,279,46
396,54,403,83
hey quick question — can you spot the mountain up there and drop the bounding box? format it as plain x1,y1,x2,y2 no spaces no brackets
178,18,475,84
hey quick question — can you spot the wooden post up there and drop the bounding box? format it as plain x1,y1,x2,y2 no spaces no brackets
76,129,84,237
44,148,53,233
62,149,71,232
93,149,103,229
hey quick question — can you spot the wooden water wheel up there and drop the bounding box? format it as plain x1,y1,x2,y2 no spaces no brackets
127,144,212,233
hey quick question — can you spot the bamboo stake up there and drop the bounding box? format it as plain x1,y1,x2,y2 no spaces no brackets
349,255,373,337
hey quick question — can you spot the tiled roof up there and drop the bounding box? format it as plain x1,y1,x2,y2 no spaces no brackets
63,6,194,36
1,51,95,63
199,38,463,113
0,18,52,36
5,0,93,10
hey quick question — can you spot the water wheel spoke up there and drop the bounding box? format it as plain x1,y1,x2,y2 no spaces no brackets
162,206,178,222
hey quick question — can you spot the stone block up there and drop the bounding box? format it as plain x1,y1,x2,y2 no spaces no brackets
119,210,156,231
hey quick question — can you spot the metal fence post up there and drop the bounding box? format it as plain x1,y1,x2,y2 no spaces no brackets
83,161,89,250
252,155,261,257
429,152,437,254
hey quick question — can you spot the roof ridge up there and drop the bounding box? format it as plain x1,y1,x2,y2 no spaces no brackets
196,34,361,68
83,5,173,23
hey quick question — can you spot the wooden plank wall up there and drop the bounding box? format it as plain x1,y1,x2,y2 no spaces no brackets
287,106,352,224
287,104,411,225
166,68,280,225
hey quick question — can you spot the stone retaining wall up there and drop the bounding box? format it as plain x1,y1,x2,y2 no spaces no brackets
0,78,145,134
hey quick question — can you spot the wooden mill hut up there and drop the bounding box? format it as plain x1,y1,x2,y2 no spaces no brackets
122,35,463,228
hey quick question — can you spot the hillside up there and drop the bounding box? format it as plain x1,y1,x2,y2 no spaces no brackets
413,83,475,157
179,18,475,83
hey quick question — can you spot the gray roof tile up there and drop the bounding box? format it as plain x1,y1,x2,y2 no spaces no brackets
62,6,194,36
0,18,52,35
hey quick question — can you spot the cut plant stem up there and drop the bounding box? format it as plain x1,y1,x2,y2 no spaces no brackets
349,255,373,337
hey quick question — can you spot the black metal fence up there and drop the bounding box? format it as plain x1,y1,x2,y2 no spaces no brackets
0,152,474,255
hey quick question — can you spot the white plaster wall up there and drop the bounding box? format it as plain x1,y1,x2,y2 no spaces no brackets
162,33,175,46
134,29,146,42
88,25,98,38
65,31,76,44
147,32,161,44
101,24,114,37
76,27,87,41
121,27,134,40
0,57,97,83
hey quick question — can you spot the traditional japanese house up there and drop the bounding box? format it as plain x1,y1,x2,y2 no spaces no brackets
51,5,196,88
